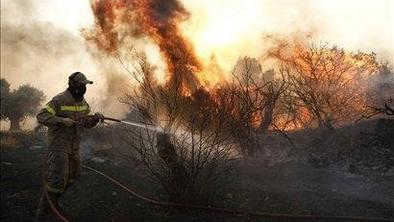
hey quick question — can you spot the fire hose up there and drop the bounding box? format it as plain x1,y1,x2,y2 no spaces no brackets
41,117,394,222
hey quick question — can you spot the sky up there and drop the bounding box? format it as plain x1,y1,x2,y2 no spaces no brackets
181,0,394,68
1,0,393,129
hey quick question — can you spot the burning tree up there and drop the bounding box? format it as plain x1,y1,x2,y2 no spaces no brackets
270,43,379,129
0,78,45,131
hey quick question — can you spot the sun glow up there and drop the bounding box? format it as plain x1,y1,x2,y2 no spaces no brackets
181,0,267,70
199,17,239,47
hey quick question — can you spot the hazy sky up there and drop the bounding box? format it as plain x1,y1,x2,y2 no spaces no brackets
1,0,94,34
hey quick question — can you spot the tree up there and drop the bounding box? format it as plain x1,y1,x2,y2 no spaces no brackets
212,58,286,156
1,78,11,120
232,56,263,83
271,43,379,128
0,78,45,131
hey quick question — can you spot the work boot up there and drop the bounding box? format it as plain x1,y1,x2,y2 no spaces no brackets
35,213,56,222
35,191,61,222
35,193,50,220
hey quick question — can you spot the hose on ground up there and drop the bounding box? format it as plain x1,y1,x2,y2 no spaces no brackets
81,164,394,222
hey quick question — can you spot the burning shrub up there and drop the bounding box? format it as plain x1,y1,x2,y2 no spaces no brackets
115,53,237,204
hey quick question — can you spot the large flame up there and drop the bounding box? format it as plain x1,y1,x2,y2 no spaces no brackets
86,0,202,94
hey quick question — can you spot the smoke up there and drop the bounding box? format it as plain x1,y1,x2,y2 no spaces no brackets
0,0,129,129
86,0,202,93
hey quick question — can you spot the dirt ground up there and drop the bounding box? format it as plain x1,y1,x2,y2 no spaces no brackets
2,140,393,222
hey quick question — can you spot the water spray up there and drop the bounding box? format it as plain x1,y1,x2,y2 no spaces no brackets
101,117,188,136
101,117,164,132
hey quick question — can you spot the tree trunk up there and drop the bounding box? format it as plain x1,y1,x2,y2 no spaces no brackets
260,103,274,133
157,132,191,202
9,118,21,131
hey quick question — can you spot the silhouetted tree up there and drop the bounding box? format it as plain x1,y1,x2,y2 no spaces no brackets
1,78,11,120
0,78,45,131
214,58,286,156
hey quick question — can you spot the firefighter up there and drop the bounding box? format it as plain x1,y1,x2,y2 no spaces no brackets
35,72,104,221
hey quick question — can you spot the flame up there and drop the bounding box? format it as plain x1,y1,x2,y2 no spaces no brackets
86,0,202,94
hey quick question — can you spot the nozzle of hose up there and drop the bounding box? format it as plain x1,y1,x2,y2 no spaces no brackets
102,117,121,122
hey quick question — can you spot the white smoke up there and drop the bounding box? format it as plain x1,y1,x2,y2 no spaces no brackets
0,0,130,130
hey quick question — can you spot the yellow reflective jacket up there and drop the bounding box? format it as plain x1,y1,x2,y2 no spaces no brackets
37,90,97,154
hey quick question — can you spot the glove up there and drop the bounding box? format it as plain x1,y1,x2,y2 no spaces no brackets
94,112,105,120
61,117,76,127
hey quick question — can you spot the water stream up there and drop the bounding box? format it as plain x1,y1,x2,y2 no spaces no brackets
120,120,164,132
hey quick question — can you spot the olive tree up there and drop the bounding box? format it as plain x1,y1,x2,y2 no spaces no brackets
0,78,45,131
1,78,11,120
